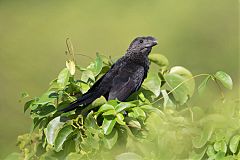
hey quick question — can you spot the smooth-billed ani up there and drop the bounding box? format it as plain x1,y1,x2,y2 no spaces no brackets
61,36,158,112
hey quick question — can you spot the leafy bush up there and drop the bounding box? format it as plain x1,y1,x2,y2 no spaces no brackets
5,50,239,160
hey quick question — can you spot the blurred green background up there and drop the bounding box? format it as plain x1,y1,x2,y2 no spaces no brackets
0,0,239,158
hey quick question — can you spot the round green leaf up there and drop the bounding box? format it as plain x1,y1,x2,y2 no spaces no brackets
229,135,240,153
214,71,233,89
169,66,195,96
164,73,189,105
148,54,169,68
54,125,73,152
214,141,227,153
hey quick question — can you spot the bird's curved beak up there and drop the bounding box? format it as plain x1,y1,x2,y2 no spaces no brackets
146,39,158,48
151,40,158,46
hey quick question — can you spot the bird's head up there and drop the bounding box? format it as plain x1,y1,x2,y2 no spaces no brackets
127,36,158,56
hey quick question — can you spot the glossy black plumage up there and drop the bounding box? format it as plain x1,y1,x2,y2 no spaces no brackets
61,36,158,112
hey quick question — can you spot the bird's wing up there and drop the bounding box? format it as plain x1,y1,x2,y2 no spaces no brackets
108,64,145,101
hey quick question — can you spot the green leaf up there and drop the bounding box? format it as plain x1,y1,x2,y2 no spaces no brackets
139,104,155,112
229,135,240,153
138,92,146,101
49,79,61,90
198,75,211,94
81,70,95,83
169,66,195,96
103,128,118,149
214,71,233,89
192,125,213,148
37,104,56,117
115,102,136,113
54,125,73,152
31,118,43,131
214,141,227,153
57,68,70,88
126,118,141,129
107,100,119,107
24,99,34,112
102,118,116,135
80,82,90,94
164,73,189,105
132,107,146,121
148,54,169,69
102,109,116,116
142,72,161,97
92,96,107,107
215,152,225,160
116,113,125,125
87,53,103,76
85,111,99,130
206,145,216,158
34,91,56,105
115,152,143,160
97,104,115,114
45,116,65,145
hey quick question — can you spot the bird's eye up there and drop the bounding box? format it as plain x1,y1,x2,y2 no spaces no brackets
139,40,143,43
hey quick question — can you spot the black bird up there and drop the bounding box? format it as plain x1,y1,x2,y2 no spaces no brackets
61,36,158,112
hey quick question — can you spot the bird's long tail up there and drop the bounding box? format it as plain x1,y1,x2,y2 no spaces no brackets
59,91,102,113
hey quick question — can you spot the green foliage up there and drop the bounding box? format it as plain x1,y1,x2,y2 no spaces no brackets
7,53,239,160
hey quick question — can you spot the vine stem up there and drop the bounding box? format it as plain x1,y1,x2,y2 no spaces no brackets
150,73,211,105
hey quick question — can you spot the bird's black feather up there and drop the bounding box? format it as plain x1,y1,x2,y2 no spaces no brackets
60,36,158,113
